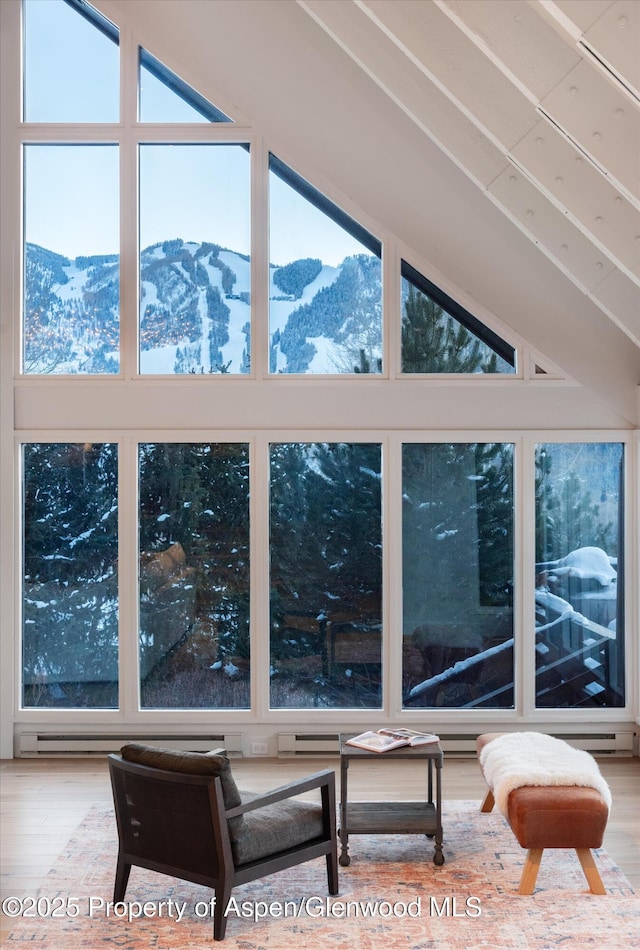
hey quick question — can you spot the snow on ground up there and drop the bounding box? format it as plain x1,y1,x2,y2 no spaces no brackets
140,281,159,308
219,250,250,294
269,264,339,336
56,263,90,301
49,245,344,374
140,344,178,374
200,258,224,291
219,298,249,370
306,335,342,373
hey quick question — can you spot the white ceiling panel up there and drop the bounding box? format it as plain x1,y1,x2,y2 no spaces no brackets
358,0,536,148
489,166,617,291
581,0,640,96
300,0,508,187
591,266,640,344
511,118,640,272
540,58,640,199
441,0,580,101
300,0,639,350
551,0,615,35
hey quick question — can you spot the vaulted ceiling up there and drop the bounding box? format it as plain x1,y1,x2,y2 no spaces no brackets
299,0,640,347
94,0,639,422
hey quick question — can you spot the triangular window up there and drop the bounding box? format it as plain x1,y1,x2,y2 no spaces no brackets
139,49,232,123
23,0,119,123
401,261,515,374
531,355,563,378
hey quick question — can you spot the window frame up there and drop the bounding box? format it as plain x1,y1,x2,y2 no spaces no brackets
400,259,516,374
11,429,633,731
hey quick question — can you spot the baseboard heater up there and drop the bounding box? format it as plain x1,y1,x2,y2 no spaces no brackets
278,731,634,757
278,734,342,756
16,733,244,757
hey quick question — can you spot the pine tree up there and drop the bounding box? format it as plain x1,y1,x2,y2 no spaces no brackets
534,444,619,564
401,284,498,373
22,443,118,706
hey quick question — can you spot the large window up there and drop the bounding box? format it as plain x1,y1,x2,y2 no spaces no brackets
138,443,250,709
20,436,628,715
269,443,382,707
6,0,631,733
139,145,251,374
22,443,118,708
402,443,514,708
20,1,510,383
23,145,120,374
24,0,119,123
534,443,624,708
269,157,383,375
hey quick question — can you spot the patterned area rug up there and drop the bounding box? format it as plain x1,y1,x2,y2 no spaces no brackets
3,801,638,949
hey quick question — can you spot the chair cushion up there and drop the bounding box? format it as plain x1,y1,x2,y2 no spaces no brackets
232,797,325,866
120,743,245,840
507,785,608,850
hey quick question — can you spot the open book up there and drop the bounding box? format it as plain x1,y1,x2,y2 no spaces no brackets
345,728,440,753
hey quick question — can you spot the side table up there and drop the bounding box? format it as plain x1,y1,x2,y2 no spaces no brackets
338,733,444,867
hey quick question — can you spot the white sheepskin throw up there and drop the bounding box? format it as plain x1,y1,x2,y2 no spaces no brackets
479,732,612,818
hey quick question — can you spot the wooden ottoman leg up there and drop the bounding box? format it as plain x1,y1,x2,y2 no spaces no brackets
576,848,606,895
480,789,495,813
519,848,543,894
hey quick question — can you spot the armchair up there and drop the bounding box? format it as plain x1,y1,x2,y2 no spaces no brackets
108,743,338,941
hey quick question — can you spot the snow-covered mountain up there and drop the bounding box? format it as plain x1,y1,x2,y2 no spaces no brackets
24,240,382,375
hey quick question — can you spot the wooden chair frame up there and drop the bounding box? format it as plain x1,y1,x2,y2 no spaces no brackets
108,754,338,940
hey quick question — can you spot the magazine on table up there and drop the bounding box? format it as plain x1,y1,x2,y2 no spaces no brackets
345,728,440,753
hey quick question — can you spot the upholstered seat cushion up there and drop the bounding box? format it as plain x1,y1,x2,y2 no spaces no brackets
507,785,608,850
232,796,325,866
120,743,245,840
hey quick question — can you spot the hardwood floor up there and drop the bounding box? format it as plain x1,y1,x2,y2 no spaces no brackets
1,753,638,941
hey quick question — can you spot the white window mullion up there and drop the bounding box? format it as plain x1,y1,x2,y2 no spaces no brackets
622,437,635,712
118,130,138,380
117,435,141,717
119,19,138,127
384,240,399,379
252,136,269,379
118,23,139,380
386,434,403,715
518,436,536,716
251,433,271,717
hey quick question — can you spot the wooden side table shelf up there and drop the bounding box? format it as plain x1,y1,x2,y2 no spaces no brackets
338,733,444,867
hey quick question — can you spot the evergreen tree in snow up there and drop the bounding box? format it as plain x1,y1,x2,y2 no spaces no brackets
401,283,498,374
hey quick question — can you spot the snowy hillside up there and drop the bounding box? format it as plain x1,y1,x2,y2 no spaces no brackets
24,240,382,375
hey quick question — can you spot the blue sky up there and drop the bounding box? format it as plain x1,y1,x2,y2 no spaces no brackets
24,0,370,267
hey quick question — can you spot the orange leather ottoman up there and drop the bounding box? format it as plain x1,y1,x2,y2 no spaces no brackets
476,733,609,894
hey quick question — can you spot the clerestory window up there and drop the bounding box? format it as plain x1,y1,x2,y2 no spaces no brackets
21,0,514,380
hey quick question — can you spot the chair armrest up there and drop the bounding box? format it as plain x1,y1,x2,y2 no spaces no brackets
225,769,335,818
